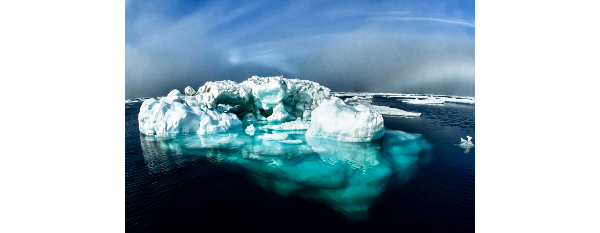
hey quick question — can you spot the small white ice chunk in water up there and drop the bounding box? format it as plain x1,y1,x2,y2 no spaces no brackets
459,136,474,153
258,133,289,140
245,124,256,136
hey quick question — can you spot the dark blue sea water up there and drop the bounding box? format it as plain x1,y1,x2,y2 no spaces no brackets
126,94,475,232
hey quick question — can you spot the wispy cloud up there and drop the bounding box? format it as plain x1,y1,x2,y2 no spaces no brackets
126,0,475,98
369,16,475,27
387,11,411,15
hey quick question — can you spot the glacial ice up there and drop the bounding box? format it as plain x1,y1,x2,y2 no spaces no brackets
137,76,435,142
138,92,243,136
306,97,385,142
139,129,431,219
139,76,332,137
245,124,256,136
184,86,196,96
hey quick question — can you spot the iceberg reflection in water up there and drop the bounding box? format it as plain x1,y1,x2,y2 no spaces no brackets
139,129,431,220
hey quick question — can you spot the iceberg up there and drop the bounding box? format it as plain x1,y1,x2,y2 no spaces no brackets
139,76,331,137
140,77,431,142
306,97,385,142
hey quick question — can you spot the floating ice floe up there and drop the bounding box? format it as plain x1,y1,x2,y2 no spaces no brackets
344,95,373,103
245,124,256,136
459,135,475,153
258,120,311,131
437,97,475,104
403,97,445,105
333,92,475,105
126,97,153,104
258,133,289,140
361,104,421,117
461,136,472,145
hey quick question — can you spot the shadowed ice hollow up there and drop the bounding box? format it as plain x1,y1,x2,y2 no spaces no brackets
139,128,431,220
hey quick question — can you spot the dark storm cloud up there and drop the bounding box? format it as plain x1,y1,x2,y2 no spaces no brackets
126,0,474,98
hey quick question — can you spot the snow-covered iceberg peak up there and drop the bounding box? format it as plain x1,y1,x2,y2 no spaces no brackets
306,97,385,142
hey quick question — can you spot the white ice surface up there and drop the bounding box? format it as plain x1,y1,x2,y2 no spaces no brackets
403,97,445,105
332,92,475,105
361,104,421,117
184,86,196,96
459,135,474,153
257,133,289,140
138,90,243,136
139,76,331,137
245,124,256,136
460,136,474,147
306,97,385,142
258,120,311,131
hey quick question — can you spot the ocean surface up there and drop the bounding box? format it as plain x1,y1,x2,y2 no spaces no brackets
126,94,475,232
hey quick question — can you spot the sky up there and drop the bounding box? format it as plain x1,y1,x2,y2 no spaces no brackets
125,0,474,99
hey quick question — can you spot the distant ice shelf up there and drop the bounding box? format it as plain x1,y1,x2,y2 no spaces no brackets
402,97,445,105
332,92,475,105
361,104,421,117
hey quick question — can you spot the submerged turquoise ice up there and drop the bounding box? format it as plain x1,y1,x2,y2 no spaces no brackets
140,125,431,219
